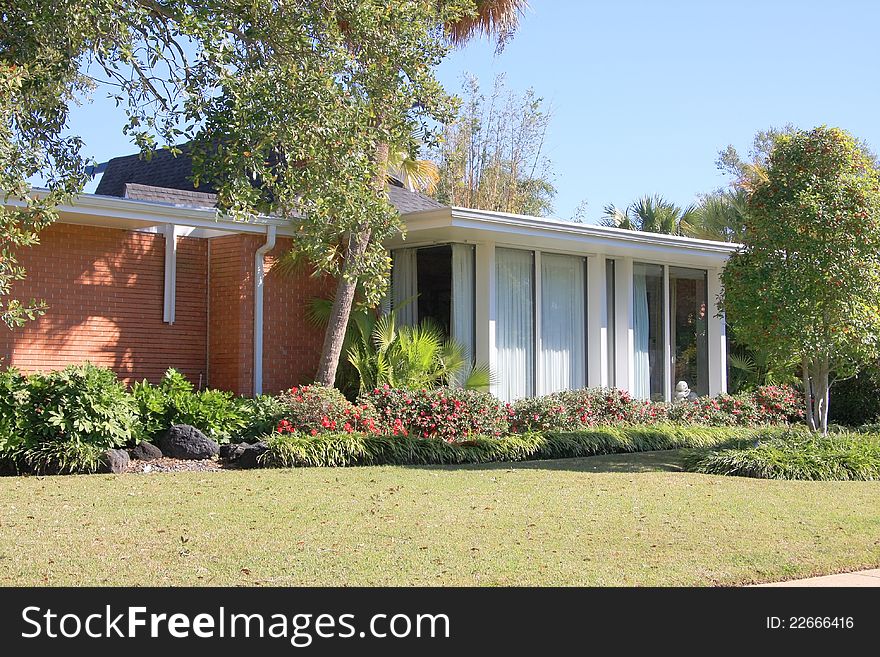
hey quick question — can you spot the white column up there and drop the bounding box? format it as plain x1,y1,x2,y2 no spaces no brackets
707,267,727,395
533,250,543,396
475,241,496,395
663,265,672,403
614,257,634,393
586,254,607,388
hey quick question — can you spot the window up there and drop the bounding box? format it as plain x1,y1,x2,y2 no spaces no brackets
391,245,475,374
633,262,665,401
669,267,709,397
606,259,616,387
495,248,535,401
540,253,586,393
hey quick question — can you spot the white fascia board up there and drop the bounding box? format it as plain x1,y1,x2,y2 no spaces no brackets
16,189,296,236
397,207,739,265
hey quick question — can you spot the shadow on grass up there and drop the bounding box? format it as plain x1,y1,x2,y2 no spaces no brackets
409,449,693,474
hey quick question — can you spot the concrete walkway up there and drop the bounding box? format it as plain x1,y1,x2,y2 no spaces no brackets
755,568,880,587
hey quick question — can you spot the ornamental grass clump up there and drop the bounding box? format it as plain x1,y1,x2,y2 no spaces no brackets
261,424,755,468
685,428,880,480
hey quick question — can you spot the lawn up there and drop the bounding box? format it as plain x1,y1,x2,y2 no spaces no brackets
1,450,878,586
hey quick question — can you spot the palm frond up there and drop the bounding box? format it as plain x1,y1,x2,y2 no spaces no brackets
446,0,529,47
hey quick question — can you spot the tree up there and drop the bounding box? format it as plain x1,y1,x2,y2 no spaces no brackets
720,126,880,433
431,73,556,216
600,194,696,235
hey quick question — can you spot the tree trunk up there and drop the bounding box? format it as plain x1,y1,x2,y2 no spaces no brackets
313,228,373,386
802,356,816,431
313,140,390,387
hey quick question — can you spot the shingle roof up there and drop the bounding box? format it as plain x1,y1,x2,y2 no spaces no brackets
95,148,446,215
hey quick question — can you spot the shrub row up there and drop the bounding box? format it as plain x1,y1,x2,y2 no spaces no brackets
507,385,802,433
684,429,880,481
262,424,763,468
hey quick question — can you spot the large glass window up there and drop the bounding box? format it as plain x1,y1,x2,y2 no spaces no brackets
670,266,709,397
633,262,665,401
540,253,586,393
495,248,535,401
391,245,475,377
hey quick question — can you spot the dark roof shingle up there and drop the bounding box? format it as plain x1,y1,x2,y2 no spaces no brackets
95,148,446,215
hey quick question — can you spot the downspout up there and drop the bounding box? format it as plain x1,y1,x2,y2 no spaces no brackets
253,225,277,396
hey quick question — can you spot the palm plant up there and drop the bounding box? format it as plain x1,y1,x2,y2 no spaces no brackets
601,194,697,235
347,310,492,392
445,0,529,47
685,189,749,242
387,145,440,194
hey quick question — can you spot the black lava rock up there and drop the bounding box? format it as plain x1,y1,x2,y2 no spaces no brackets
99,448,130,474
236,441,268,469
128,441,163,461
159,425,219,460
219,443,248,461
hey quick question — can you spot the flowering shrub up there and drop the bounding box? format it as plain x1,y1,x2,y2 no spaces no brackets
359,385,509,441
508,385,803,432
752,385,804,424
275,385,381,436
509,388,665,432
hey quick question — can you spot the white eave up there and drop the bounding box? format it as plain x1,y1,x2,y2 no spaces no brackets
391,206,740,267
17,188,297,237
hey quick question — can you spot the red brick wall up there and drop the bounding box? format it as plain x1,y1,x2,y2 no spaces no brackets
207,234,332,395
1,223,332,395
262,237,334,394
0,223,208,385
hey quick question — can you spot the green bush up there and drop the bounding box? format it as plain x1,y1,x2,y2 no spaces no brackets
261,424,756,468
237,395,288,441
132,369,246,443
685,429,880,480
828,365,880,426
15,364,139,474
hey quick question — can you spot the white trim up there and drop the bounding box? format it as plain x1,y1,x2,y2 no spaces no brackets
163,224,178,324
533,250,543,396
662,264,672,402
708,268,728,396
253,225,277,396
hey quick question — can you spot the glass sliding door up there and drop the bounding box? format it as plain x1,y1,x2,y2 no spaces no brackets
633,263,665,401
391,248,418,326
669,267,709,397
495,248,535,401
540,253,586,393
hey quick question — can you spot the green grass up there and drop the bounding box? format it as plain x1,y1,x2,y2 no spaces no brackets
2,449,878,586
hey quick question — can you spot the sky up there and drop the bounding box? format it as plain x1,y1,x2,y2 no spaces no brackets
68,0,880,223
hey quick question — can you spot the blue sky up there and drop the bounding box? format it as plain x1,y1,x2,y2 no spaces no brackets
72,0,880,223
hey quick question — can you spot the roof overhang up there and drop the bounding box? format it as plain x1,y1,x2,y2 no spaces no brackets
13,189,295,238
390,207,739,268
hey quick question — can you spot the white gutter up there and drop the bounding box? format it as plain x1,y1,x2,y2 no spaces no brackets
253,225,276,396
162,224,178,323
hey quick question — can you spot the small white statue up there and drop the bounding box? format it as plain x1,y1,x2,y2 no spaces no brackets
673,380,697,403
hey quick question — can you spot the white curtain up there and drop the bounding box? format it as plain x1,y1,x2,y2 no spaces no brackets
495,248,534,401
540,254,586,393
451,244,475,386
391,248,418,327
632,266,651,400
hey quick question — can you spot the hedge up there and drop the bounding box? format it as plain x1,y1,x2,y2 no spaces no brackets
685,429,880,481
261,424,765,469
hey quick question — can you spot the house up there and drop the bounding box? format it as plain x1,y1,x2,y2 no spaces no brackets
2,150,738,402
